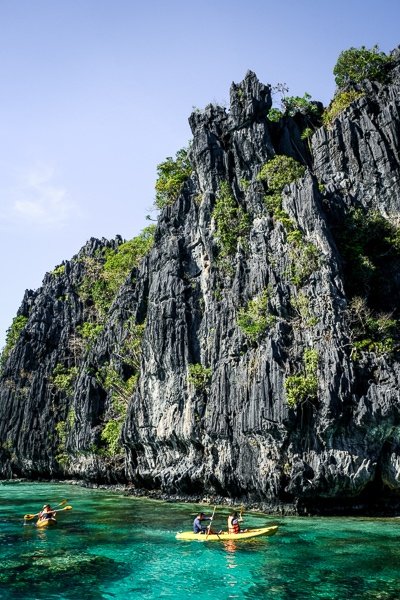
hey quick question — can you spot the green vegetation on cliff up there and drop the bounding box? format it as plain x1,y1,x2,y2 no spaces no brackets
334,208,400,357
79,225,155,319
95,319,145,456
333,45,392,89
258,155,305,192
335,208,400,299
237,289,276,342
0,315,28,370
285,349,319,408
188,363,212,392
267,84,321,123
51,364,78,396
155,148,192,209
213,181,250,258
322,90,365,127
323,45,392,127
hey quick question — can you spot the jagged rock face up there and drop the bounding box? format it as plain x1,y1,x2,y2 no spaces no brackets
1,64,400,512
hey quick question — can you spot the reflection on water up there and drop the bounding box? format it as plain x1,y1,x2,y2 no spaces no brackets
223,540,238,555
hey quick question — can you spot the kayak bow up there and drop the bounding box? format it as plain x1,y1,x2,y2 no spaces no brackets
176,525,278,541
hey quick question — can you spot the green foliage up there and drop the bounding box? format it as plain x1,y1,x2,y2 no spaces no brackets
322,90,364,127
237,289,276,342
55,412,74,467
155,147,192,209
258,155,305,192
188,363,212,392
269,86,320,120
96,318,144,456
103,227,156,296
333,45,392,89
77,322,104,344
119,320,145,372
268,85,322,139
213,181,250,258
288,242,320,287
97,364,138,414
348,296,398,358
285,349,318,408
291,293,319,327
100,419,122,456
79,226,155,318
240,178,251,191
352,338,395,357
335,208,400,300
55,421,67,447
300,127,313,141
0,315,28,368
51,264,66,277
55,420,69,466
97,359,139,456
281,93,320,117
52,364,78,396
264,193,297,235
67,408,76,428
267,108,283,122
259,156,319,287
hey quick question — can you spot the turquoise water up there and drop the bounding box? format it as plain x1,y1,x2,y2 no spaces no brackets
1,482,399,599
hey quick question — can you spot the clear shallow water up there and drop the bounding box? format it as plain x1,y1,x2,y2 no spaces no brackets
1,482,399,600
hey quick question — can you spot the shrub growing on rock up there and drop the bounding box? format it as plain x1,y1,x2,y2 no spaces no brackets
213,181,250,258
285,349,319,408
333,45,392,89
257,155,305,192
155,148,192,209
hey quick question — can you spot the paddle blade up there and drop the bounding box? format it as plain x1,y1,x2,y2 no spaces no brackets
23,514,36,520
56,505,73,512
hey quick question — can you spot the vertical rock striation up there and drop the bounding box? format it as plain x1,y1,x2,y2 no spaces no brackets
1,59,400,513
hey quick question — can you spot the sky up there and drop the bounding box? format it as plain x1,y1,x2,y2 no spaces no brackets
0,0,399,348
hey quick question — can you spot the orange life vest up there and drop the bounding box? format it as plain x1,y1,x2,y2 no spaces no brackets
228,516,240,534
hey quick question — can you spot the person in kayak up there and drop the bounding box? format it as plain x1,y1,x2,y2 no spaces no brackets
193,511,213,534
38,504,56,522
227,511,245,534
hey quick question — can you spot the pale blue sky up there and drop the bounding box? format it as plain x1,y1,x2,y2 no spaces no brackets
0,0,399,347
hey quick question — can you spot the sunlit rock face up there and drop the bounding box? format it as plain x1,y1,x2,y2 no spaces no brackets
2,57,400,514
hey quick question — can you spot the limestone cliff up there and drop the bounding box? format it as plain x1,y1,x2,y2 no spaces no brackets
1,51,400,513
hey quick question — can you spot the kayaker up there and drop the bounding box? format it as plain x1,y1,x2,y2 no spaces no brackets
193,511,213,534
38,504,56,522
227,511,243,534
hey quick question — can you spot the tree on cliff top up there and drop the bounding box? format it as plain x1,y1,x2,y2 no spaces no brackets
333,45,392,89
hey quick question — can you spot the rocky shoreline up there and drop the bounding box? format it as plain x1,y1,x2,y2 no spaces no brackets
3,477,400,518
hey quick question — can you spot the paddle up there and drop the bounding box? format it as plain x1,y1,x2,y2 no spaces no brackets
24,505,72,520
239,503,248,532
239,503,244,522
23,499,68,521
205,505,217,540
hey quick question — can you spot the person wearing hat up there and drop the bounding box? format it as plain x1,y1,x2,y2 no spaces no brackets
193,511,213,534
38,504,56,522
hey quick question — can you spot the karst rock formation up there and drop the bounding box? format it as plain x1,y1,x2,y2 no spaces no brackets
2,49,400,514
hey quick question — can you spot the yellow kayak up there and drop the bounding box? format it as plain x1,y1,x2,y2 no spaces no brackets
36,518,57,528
176,525,278,541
